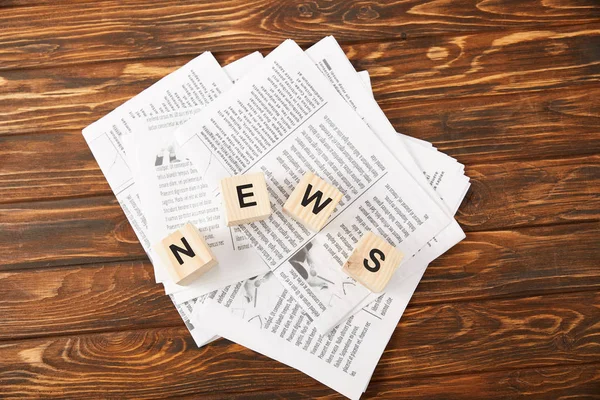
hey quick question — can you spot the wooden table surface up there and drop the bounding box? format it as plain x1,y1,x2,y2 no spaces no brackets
1,1,599,398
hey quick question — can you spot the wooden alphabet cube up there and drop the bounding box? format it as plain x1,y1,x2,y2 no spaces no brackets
283,172,343,232
220,172,272,226
342,232,404,293
153,222,218,285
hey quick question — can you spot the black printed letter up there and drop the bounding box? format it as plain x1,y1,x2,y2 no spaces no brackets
363,248,385,272
169,237,196,265
301,184,333,214
236,184,257,208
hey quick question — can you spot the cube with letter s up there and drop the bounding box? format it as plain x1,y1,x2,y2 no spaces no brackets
342,232,404,292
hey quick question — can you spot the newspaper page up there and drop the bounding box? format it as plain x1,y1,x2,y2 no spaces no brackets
190,73,467,396
190,48,467,369
127,53,269,302
196,219,464,400
304,36,469,313
82,52,266,344
83,52,228,255
355,68,470,213
306,36,470,254
306,37,450,214
190,144,467,393
403,138,469,213
174,39,452,333
182,57,467,346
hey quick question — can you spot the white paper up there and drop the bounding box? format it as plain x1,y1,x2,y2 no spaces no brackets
187,54,468,346
175,39,451,334
356,69,467,200
196,219,464,400
306,36,471,309
83,52,268,344
127,53,269,302
306,37,450,215
83,51,229,260
189,38,468,398
170,295,218,346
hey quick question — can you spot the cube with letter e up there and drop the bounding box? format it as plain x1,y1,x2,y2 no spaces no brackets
152,222,218,286
220,172,272,226
342,232,404,293
283,172,343,232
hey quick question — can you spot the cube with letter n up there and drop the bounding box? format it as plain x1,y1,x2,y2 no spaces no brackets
153,222,218,285
343,232,404,293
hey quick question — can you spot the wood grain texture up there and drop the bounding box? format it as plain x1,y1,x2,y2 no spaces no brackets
378,291,600,378
458,155,600,230
2,26,598,138
364,364,600,400
203,364,600,399
0,261,181,340
1,0,598,71
1,0,599,397
388,87,600,165
1,223,597,341
0,291,598,398
0,196,146,271
416,222,600,304
0,131,110,201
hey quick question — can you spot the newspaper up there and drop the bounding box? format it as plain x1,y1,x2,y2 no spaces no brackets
181,40,467,399
148,51,469,348
190,157,467,396
127,53,269,303
306,37,450,215
82,52,227,255
195,218,464,400
84,36,469,398
174,39,452,334
82,52,269,345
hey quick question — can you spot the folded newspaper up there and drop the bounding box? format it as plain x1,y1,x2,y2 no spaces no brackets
83,36,470,399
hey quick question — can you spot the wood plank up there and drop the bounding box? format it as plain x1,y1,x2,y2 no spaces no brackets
458,155,600,230
1,1,598,71
2,26,598,138
377,290,600,378
1,222,597,340
417,222,600,303
386,88,600,164
196,364,600,399
0,131,110,201
1,153,598,270
0,291,598,398
0,261,181,340
364,363,600,399
361,26,600,104
0,327,319,399
0,196,146,271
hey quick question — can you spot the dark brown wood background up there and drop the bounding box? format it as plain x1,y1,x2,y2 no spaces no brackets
1,0,599,398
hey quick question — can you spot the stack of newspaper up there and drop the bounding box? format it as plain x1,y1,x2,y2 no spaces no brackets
83,36,470,399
